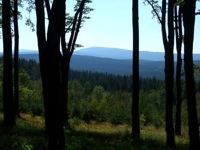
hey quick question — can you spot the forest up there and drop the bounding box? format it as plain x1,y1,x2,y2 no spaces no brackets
1,58,200,149
0,0,200,150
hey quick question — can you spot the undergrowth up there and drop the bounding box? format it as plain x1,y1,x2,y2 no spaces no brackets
0,114,189,150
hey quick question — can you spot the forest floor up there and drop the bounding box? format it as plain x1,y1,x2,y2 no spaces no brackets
0,113,190,150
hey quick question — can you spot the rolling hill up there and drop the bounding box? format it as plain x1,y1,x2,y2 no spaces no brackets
74,47,200,61
0,47,199,79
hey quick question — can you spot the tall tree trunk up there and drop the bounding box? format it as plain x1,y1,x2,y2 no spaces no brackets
60,56,71,128
35,0,49,134
145,0,176,147
60,2,70,128
36,0,65,149
132,0,140,138
46,0,66,148
182,0,200,149
175,6,183,136
2,0,16,127
60,0,87,128
13,0,20,118
165,0,176,148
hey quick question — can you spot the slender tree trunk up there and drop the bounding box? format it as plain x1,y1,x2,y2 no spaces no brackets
132,0,140,138
165,0,176,148
175,6,183,136
35,0,49,134
182,0,200,149
14,0,20,118
2,0,16,127
36,0,65,149
60,57,71,128
60,3,70,128
60,0,87,129
45,0,66,149
145,0,176,147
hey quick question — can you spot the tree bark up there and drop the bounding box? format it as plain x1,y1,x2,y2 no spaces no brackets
175,6,183,136
60,0,87,128
35,0,49,134
14,0,20,118
36,0,65,149
165,0,176,148
2,0,16,127
132,0,140,138
182,0,200,149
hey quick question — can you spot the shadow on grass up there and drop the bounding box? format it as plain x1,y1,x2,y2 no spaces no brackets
0,117,47,150
66,128,189,150
0,117,189,150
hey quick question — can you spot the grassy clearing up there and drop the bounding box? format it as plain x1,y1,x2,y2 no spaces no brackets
0,114,189,150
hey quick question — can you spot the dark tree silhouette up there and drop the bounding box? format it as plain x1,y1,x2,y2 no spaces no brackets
35,0,65,149
13,0,20,118
35,0,49,135
35,0,91,148
174,4,183,136
144,0,176,148
182,0,200,148
165,1,176,148
2,0,16,127
132,0,140,138
60,0,90,127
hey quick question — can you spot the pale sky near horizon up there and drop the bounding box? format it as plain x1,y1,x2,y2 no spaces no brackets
0,0,200,53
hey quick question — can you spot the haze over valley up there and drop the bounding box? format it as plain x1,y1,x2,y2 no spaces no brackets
2,47,199,79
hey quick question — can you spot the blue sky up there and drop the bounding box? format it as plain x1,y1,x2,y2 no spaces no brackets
0,0,200,53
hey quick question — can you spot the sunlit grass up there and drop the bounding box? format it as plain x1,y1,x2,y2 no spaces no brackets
0,113,47,150
0,113,190,150
68,120,190,150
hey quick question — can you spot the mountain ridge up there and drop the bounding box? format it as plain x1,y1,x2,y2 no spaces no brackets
75,47,200,61
0,47,199,79
1,46,199,61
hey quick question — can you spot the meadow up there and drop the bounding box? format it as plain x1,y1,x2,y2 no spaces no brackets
0,113,190,150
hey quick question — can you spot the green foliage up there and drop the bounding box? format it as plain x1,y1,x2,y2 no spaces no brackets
67,81,132,125
92,86,105,101
0,58,196,129
139,88,165,127
0,57,195,149
0,114,47,150
174,0,185,6
19,87,44,116
19,69,30,87
194,64,200,80
0,114,190,150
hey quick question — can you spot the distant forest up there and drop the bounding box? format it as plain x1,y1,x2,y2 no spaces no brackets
1,58,200,126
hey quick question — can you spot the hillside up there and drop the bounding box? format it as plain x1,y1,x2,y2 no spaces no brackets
0,47,199,79
74,47,200,61
70,55,166,78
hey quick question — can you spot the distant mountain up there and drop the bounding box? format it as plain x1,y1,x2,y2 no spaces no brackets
0,47,199,79
74,47,200,61
0,49,38,56
74,47,132,60
18,49,38,54
0,46,199,61
71,55,200,79
70,55,166,79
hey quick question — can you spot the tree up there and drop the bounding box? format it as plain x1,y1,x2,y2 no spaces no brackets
13,0,20,118
35,0,65,149
174,3,183,136
60,0,93,127
182,0,200,148
132,0,140,138
2,0,16,126
144,0,176,148
165,1,176,148
35,0,92,148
